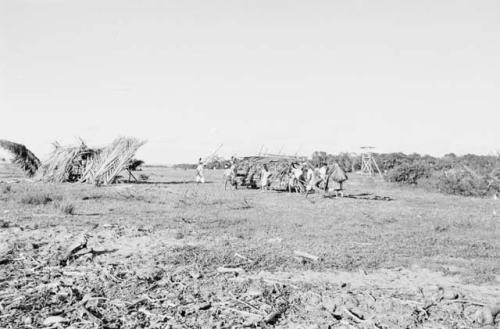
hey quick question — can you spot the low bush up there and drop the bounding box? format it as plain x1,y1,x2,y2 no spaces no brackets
386,162,432,185
20,193,62,205
1,185,11,194
435,169,491,197
54,201,75,215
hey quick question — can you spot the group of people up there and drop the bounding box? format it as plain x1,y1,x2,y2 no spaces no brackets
196,157,348,196
288,162,348,196
224,160,347,196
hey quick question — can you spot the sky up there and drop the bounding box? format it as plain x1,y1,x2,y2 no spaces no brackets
1,0,500,164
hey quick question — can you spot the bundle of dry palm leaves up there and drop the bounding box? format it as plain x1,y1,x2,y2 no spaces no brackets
0,139,41,176
81,137,146,185
37,141,98,183
236,155,306,188
38,137,145,185
328,163,348,183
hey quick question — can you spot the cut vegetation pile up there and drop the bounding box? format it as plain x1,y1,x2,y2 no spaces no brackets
0,139,41,177
233,155,347,193
38,137,146,185
37,141,99,183
236,155,306,189
81,137,146,185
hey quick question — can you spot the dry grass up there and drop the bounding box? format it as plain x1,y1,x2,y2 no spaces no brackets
54,200,76,215
19,192,62,206
1,167,499,328
1,185,11,194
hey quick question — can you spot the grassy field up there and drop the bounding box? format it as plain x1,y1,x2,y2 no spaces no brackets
1,166,499,328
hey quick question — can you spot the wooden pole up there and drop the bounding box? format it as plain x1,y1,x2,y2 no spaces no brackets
204,144,223,163
258,145,264,156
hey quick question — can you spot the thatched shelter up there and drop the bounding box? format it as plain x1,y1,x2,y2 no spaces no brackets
37,141,99,183
38,137,146,185
0,139,40,177
81,137,146,185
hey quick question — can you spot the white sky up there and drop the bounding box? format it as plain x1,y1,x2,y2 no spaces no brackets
1,0,500,163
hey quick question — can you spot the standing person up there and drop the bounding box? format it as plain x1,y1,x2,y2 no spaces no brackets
196,158,205,184
319,163,328,191
289,163,304,193
305,163,323,197
305,164,314,191
261,164,272,191
224,159,238,190
329,162,348,197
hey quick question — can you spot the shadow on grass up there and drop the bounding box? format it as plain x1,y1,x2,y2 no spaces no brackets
324,193,394,201
130,181,215,185
75,213,103,216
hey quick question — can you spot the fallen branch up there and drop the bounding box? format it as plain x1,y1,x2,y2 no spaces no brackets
293,250,320,261
217,267,245,275
474,303,500,325
445,299,486,307
343,307,366,323
263,306,288,325
229,292,264,314
234,253,253,262
60,234,88,265
221,306,262,321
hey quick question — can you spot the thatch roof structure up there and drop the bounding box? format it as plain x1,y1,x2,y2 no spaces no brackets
81,137,146,185
38,137,146,185
0,139,41,176
37,141,98,183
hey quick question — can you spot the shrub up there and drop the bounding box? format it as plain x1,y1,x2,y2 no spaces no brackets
435,169,491,197
53,200,75,215
128,159,145,171
385,162,432,185
20,193,61,205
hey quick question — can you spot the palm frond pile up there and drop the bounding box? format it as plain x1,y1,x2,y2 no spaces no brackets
38,137,146,185
235,155,307,189
37,141,99,183
0,139,41,176
328,163,348,183
81,137,146,185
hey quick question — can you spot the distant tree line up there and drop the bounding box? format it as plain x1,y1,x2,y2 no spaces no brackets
311,151,500,197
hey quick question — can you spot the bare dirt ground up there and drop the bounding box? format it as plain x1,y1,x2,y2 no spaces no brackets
1,165,499,328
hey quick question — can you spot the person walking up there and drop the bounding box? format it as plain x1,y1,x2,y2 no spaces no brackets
196,158,205,184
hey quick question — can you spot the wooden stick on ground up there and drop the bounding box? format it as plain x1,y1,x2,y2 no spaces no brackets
293,250,320,261
217,267,245,274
